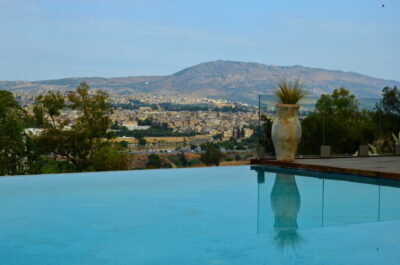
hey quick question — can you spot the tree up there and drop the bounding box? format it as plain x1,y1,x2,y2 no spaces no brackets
137,137,147,146
375,86,400,151
119,140,129,149
178,151,188,167
260,115,274,154
146,154,161,169
382,86,400,115
315,87,358,116
0,91,42,175
33,91,65,128
90,143,132,171
34,82,129,172
299,88,376,155
213,133,223,141
0,91,27,175
200,143,224,166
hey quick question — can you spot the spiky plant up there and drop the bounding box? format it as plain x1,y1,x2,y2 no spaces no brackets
274,80,306,104
393,132,400,145
368,143,379,155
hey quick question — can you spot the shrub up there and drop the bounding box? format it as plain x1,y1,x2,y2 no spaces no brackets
274,79,306,104
200,143,224,166
146,154,161,169
91,144,132,171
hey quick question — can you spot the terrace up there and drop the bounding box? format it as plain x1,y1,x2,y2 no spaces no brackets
254,91,400,180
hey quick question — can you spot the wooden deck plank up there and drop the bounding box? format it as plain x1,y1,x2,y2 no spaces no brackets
251,156,400,180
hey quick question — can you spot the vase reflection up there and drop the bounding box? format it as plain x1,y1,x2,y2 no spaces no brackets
257,171,303,249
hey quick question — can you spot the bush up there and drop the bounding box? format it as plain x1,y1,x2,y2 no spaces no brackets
146,154,161,169
91,144,132,171
41,159,76,174
200,143,224,166
188,159,201,166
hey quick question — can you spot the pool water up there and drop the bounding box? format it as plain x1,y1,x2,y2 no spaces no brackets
1,166,400,265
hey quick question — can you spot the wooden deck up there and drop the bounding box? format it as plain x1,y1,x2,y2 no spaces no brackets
251,156,400,180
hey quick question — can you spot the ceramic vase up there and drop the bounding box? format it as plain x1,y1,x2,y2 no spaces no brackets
271,104,301,162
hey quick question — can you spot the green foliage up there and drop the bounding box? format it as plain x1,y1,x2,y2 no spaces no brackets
382,86,400,115
299,88,377,155
34,82,130,172
0,94,27,175
167,152,189,168
217,140,235,150
274,80,306,104
146,154,161,169
119,140,129,149
90,144,132,172
0,90,42,176
34,91,65,128
375,86,400,151
114,122,196,137
259,115,274,154
213,133,223,141
315,88,358,116
112,101,253,113
138,118,153,126
138,137,147,146
188,159,201,166
200,143,224,166
178,151,188,167
41,159,76,174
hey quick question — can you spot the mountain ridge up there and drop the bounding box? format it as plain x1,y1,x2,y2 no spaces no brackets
1,60,399,105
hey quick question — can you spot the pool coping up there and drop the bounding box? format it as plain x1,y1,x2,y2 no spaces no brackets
250,158,400,180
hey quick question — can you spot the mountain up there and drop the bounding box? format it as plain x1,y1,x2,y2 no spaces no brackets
1,60,399,105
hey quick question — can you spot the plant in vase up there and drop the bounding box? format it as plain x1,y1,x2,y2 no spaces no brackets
271,80,305,161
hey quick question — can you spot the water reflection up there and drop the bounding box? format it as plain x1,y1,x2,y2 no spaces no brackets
258,171,303,248
270,173,302,249
253,166,400,249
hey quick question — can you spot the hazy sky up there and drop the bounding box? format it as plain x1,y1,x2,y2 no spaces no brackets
0,0,398,81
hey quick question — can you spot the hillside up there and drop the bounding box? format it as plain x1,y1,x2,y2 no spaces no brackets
2,60,399,105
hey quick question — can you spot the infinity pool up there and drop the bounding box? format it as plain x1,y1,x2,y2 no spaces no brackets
1,166,400,265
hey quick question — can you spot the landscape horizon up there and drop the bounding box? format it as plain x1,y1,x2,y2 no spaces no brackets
2,60,399,105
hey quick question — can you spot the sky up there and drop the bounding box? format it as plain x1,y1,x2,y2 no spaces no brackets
0,0,399,81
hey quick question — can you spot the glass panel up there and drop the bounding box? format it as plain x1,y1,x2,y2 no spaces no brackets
258,93,396,158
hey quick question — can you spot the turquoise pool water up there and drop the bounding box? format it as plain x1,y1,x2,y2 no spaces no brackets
1,166,400,265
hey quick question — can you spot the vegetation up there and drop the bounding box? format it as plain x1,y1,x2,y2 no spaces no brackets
32,82,132,172
2,80,399,176
90,143,132,171
393,132,400,145
200,143,224,166
298,88,373,154
259,86,400,156
0,91,42,175
113,121,196,138
146,154,162,169
112,102,253,113
274,80,306,104
296,87,399,155
0,82,132,176
382,86,400,115
259,115,274,154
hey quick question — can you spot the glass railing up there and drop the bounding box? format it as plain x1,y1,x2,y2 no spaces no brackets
258,95,399,159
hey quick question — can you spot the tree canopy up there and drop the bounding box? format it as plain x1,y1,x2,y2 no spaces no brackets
299,88,376,155
200,143,224,166
0,91,42,175
33,82,130,172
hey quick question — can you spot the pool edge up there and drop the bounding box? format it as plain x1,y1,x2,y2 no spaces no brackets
250,158,400,181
